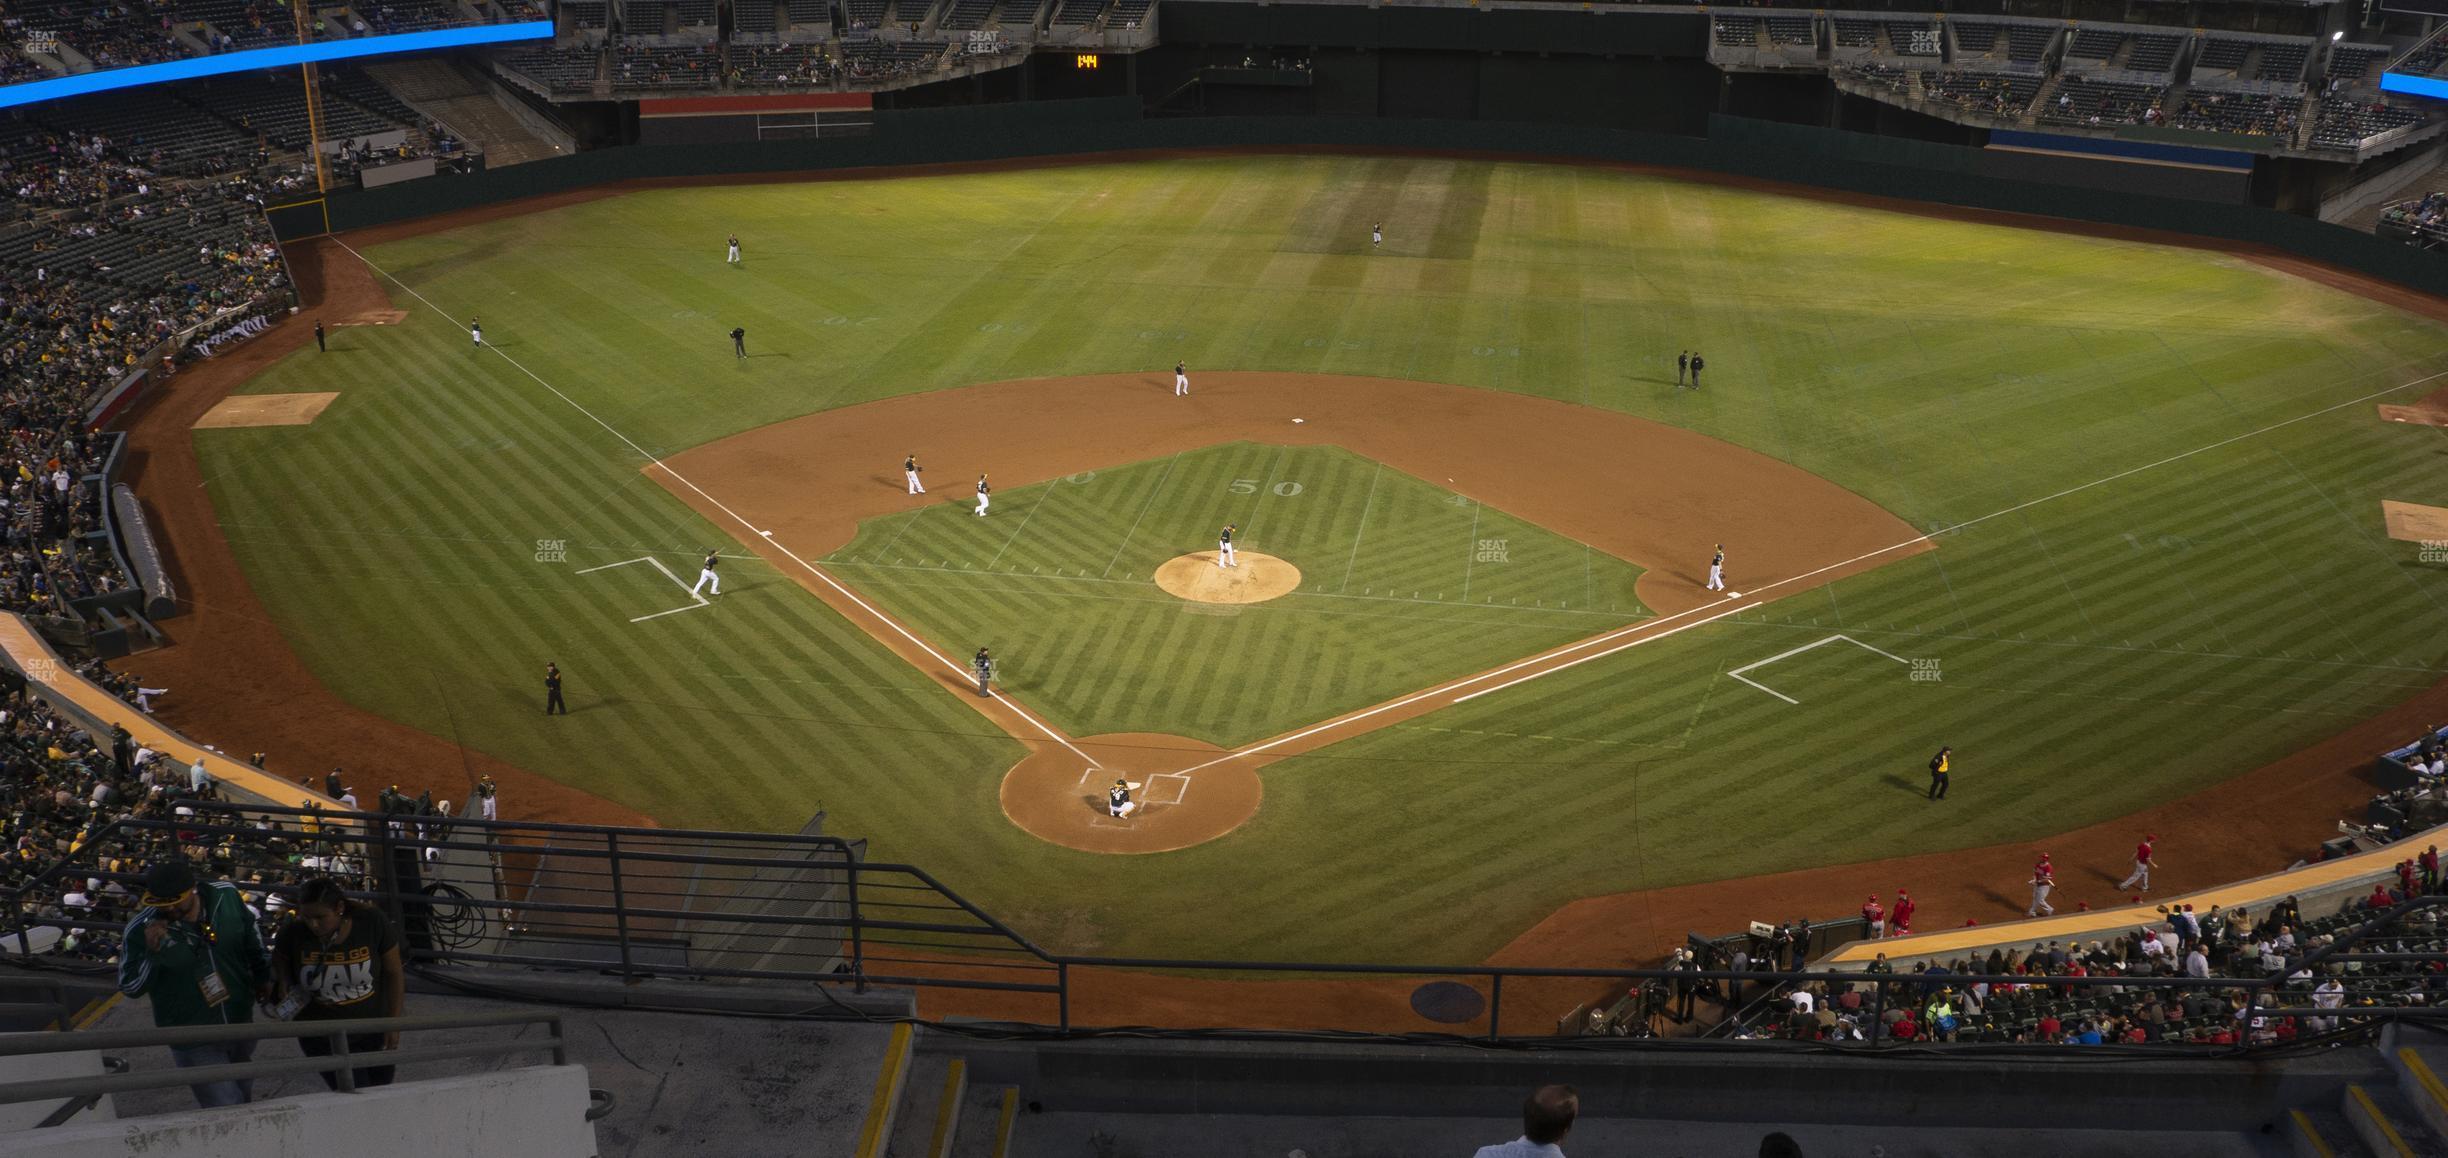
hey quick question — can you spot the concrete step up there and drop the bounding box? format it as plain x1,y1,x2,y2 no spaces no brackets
885,1051,967,1158
853,1022,918,1158
1002,1114,2279,1158
2343,1082,2445,1158
2289,1107,2377,1158
948,1083,1020,1158
2392,1046,2448,1143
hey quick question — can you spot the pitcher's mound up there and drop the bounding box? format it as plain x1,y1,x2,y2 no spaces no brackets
1154,552,1301,604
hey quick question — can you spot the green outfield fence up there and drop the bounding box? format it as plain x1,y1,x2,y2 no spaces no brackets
11,804,2448,1047
284,101,2448,305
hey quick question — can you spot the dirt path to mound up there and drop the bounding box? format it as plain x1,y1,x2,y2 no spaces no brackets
107,237,650,828
111,158,2448,1035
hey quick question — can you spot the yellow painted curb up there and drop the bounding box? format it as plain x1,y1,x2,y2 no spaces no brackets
2400,1047,2448,1120
927,1057,966,1158
993,1086,1019,1158
2349,1083,2416,1158
2289,1108,2335,1158
855,1023,913,1158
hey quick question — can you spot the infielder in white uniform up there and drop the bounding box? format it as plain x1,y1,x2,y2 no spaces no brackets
975,475,991,516
726,235,741,265
690,549,721,596
904,454,925,495
1174,361,1189,396
1217,523,1238,568
1108,779,1139,818
1706,545,1726,592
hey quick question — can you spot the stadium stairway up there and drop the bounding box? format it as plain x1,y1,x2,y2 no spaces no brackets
362,57,568,165
871,1026,1023,1158
2288,1026,2448,1158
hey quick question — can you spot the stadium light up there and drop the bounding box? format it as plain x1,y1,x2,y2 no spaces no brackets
0,21,553,110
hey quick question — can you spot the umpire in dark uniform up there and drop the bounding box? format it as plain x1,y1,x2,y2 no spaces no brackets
1688,351,1705,389
545,662,566,715
314,320,326,353
972,648,993,697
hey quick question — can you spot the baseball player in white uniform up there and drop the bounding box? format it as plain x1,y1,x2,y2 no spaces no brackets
1371,222,1382,247
469,317,482,348
726,235,741,265
2028,855,2057,917
1108,778,1140,818
690,549,721,596
975,475,991,516
904,454,925,495
1173,362,1189,397
476,775,497,821
1217,523,1238,568
1706,545,1726,592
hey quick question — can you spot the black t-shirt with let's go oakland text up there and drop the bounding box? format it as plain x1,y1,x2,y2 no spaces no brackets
272,902,399,1022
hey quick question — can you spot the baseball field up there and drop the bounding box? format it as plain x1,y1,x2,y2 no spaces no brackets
176,153,2448,966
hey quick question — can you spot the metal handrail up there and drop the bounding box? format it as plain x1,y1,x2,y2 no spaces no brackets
15,805,2447,1044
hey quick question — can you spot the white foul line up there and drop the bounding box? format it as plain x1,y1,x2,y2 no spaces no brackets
338,240,1101,770
1725,634,1911,705
1179,362,2448,772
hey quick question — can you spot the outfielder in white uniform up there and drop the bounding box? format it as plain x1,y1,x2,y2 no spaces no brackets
1706,545,1726,592
691,549,721,596
470,317,482,348
975,475,991,516
1174,362,1189,397
1371,222,1382,247
1217,523,1238,568
1107,779,1139,818
726,235,741,265
904,454,925,495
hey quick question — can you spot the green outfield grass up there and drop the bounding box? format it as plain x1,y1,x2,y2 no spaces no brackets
197,154,2448,963
823,442,1648,745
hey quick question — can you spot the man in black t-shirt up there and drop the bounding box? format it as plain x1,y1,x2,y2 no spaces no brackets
273,878,405,1090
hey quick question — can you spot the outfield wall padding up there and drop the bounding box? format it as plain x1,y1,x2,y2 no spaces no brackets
311,102,2448,304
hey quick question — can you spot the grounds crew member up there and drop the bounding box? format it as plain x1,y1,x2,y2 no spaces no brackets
117,860,274,1108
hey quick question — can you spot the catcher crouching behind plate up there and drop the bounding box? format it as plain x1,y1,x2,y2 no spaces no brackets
1108,778,1141,818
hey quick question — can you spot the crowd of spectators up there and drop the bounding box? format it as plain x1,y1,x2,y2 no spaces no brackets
2165,89,2299,140
1,663,197,961
1720,866,2446,1047
2369,190,2448,249
728,41,837,88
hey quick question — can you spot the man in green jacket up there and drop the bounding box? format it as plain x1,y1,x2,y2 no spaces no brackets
117,861,273,1107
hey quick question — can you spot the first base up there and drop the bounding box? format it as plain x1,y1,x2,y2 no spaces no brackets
1728,591,1743,598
